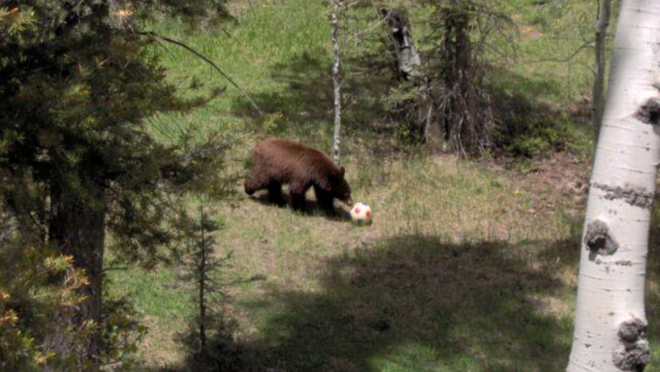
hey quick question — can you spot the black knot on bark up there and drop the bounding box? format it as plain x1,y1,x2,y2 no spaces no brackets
635,97,660,125
619,318,647,343
614,318,650,372
584,219,619,256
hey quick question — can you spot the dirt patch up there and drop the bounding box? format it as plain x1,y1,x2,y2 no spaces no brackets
495,151,590,217
529,294,570,318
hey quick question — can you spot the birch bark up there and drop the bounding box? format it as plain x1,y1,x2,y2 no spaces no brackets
567,1,660,371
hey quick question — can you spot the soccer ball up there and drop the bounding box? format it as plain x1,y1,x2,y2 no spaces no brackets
350,202,373,224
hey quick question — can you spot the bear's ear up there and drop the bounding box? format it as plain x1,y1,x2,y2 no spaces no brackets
340,166,345,177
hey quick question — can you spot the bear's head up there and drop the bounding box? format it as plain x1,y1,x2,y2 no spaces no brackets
334,166,353,206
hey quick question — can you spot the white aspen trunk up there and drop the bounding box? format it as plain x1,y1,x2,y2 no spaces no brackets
567,2,660,371
592,0,612,142
331,0,342,165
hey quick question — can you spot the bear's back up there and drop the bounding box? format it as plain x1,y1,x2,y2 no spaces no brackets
253,138,341,180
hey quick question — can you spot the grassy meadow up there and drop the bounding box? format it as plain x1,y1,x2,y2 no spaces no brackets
106,0,660,371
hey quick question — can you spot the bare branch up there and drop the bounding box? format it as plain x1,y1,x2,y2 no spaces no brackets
527,39,594,64
140,31,262,116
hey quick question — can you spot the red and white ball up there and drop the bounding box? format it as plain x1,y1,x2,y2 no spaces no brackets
350,202,373,224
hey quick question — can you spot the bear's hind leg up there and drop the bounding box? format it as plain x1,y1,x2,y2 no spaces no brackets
313,185,336,216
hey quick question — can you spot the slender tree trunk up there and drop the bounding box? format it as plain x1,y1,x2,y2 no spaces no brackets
567,1,660,371
454,11,476,151
592,0,612,143
45,157,106,371
421,92,438,144
199,207,207,353
331,0,342,165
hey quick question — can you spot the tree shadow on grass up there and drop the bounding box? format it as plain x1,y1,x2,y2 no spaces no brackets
158,234,578,372
243,235,576,372
485,68,592,157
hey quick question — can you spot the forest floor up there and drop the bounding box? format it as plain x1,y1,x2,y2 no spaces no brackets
106,1,660,371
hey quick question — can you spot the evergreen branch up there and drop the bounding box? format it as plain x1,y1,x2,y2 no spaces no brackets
140,31,262,116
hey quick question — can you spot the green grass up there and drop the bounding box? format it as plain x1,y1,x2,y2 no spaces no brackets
105,1,660,371
107,263,195,364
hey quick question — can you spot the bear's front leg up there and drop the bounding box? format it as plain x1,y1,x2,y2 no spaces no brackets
267,181,285,206
289,181,309,213
313,185,336,216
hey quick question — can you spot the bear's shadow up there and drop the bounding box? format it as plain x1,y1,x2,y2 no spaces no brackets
248,190,352,221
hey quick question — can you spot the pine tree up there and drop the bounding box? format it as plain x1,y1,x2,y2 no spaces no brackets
190,206,224,354
182,205,244,371
0,1,234,369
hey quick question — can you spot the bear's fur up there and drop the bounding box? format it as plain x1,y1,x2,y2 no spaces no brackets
244,138,353,214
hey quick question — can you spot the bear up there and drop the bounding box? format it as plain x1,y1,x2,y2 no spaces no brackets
244,138,353,215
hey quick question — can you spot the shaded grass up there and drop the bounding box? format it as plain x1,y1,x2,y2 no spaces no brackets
232,235,576,372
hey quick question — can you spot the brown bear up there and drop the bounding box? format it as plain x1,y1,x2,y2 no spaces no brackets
244,138,353,215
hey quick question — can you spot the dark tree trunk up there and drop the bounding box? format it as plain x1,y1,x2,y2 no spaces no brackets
44,7,115,366
442,5,480,154
45,155,106,371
